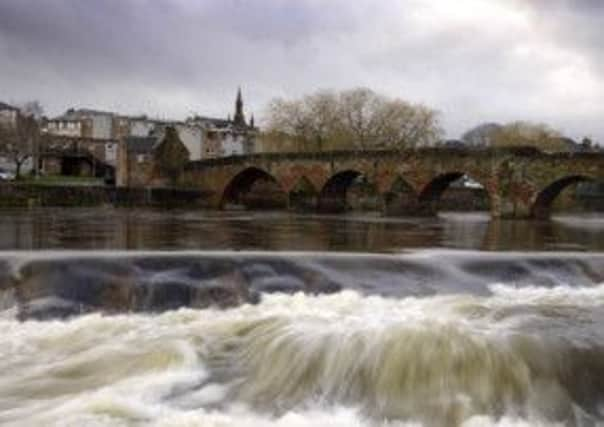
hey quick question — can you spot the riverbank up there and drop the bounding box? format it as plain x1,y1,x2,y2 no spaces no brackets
0,183,206,208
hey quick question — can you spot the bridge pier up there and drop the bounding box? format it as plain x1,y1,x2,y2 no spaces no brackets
490,193,534,220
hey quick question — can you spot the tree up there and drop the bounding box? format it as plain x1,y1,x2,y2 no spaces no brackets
461,123,502,147
492,121,565,152
373,100,442,149
265,88,441,152
461,121,568,152
21,101,44,119
266,90,340,152
337,88,441,149
338,88,383,149
21,101,45,177
153,126,190,184
0,113,40,179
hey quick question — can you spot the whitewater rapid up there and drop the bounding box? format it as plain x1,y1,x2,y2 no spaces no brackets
2,259,604,427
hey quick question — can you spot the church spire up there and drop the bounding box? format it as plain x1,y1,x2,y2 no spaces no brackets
233,86,246,127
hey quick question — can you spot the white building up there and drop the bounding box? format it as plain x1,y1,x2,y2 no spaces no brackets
0,102,19,128
128,116,156,138
44,108,115,140
43,119,84,138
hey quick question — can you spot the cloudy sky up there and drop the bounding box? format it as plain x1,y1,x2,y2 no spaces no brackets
0,0,602,141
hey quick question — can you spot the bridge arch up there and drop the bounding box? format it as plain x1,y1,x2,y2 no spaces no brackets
531,175,594,219
220,167,286,209
418,172,492,216
318,169,378,213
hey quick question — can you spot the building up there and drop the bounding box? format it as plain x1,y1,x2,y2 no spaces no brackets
39,135,117,180
40,108,119,179
117,136,158,187
117,127,190,188
37,88,259,184
0,102,19,128
44,108,115,140
186,88,258,159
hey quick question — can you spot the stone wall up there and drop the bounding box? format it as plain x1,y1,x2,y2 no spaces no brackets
0,184,111,207
0,184,206,208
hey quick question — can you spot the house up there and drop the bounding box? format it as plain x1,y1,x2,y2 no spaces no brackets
0,102,19,128
39,135,117,179
117,136,158,187
186,88,258,159
117,127,190,188
44,108,115,140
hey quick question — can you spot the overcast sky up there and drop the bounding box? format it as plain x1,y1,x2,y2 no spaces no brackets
0,0,602,141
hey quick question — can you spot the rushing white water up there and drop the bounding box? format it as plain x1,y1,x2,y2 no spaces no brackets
2,282,604,427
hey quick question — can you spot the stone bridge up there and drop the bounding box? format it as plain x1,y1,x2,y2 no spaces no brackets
184,148,604,219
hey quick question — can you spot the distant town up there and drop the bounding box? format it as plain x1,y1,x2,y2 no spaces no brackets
0,88,258,187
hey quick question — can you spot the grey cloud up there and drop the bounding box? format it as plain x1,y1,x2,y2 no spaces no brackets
0,0,602,142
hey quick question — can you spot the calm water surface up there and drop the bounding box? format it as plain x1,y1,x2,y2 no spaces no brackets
0,207,602,251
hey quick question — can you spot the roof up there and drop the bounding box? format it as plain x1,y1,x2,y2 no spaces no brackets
124,136,158,154
53,108,115,120
188,115,232,128
0,102,19,112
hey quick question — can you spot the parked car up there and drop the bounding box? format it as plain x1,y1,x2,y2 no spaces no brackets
0,168,15,181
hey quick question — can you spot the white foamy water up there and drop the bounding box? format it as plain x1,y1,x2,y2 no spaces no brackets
1,285,604,427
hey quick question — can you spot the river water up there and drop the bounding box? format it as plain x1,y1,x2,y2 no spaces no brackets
1,208,604,426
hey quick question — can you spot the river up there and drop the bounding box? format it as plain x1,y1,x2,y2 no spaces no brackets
0,208,603,426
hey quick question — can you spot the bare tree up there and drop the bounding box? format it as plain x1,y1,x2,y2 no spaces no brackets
21,101,44,119
338,88,383,149
265,88,441,152
461,123,502,147
461,121,570,152
373,100,442,149
266,90,340,152
0,112,40,179
305,91,341,152
491,121,566,152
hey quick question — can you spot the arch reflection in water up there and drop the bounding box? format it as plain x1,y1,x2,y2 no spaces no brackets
0,208,603,252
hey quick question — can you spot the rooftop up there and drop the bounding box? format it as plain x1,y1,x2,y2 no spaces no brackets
0,101,19,111
53,108,116,120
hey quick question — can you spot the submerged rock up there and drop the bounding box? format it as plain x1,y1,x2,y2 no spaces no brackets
136,268,258,311
17,297,94,321
10,256,262,320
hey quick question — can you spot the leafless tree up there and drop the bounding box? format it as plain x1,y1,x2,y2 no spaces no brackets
462,121,567,152
265,88,441,152
0,104,42,179
338,88,383,150
266,90,340,152
492,121,565,152
461,123,502,147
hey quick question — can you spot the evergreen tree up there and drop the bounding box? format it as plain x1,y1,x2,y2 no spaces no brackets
153,126,190,184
